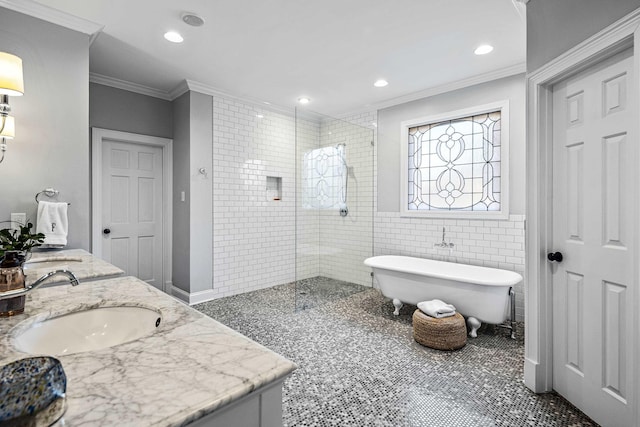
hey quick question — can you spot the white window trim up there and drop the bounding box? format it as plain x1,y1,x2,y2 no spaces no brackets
399,100,510,220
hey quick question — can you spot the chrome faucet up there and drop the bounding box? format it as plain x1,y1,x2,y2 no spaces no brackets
0,269,79,300
434,227,455,249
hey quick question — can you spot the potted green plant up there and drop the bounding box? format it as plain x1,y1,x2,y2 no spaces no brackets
0,222,45,264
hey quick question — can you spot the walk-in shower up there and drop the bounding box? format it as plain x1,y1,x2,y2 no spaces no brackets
295,108,374,310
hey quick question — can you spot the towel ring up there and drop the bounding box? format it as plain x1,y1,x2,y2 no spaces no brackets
35,188,71,205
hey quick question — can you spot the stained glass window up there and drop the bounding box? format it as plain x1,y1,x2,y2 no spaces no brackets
407,110,502,212
302,145,347,209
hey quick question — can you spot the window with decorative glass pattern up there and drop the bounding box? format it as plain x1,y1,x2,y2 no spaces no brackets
400,101,509,218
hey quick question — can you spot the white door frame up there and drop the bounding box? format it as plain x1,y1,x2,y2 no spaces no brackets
525,7,640,421
91,128,173,293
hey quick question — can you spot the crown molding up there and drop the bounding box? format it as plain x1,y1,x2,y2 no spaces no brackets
91,61,525,116
90,73,172,100
0,0,103,38
168,80,190,100
90,74,293,114
337,62,527,118
179,63,525,118
175,79,295,115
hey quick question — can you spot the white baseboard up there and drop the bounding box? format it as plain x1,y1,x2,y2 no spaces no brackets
170,286,190,302
171,286,218,305
164,280,173,292
524,357,551,393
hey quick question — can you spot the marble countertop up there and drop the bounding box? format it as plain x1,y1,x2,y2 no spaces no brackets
24,249,124,286
0,276,297,426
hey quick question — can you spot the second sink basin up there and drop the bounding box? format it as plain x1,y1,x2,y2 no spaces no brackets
12,306,162,356
23,257,83,272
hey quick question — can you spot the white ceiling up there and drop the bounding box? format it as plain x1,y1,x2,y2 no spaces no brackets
33,0,526,116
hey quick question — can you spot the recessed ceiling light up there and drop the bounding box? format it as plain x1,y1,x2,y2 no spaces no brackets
373,79,388,87
474,45,494,55
164,31,184,43
256,114,264,118
298,97,311,104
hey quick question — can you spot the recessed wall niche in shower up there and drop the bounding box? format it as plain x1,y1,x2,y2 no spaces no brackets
266,176,282,201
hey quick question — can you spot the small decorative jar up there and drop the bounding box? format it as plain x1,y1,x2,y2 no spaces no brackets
0,250,26,316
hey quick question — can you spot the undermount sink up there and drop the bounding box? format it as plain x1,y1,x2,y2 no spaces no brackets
12,306,162,356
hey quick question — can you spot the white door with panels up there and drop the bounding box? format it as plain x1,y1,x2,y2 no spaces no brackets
101,139,164,290
551,49,635,426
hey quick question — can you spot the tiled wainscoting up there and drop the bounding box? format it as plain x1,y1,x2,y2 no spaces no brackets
374,213,526,321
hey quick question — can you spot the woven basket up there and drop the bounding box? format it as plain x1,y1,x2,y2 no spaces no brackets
413,310,467,351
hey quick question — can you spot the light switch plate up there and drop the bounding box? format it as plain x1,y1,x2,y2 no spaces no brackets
10,213,26,230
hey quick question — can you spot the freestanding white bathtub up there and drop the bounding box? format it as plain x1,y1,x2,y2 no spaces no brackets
364,255,523,338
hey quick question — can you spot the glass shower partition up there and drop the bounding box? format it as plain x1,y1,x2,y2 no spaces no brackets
294,108,374,311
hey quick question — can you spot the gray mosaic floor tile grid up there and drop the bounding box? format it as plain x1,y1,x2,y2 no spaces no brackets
195,281,598,427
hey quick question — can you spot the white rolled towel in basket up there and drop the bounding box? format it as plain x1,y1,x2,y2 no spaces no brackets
417,299,457,318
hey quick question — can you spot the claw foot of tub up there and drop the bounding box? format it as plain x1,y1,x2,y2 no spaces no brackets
467,316,481,338
392,299,403,316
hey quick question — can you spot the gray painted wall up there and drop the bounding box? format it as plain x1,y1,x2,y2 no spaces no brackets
170,90,214,294
0,8,90,249
171,92,190,292
527,0,640,71
376,74,526,214
188,91,213,293
89,83,172,138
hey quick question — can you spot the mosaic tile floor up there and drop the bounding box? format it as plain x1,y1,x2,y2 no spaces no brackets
295,276,368,311
194,279,598,427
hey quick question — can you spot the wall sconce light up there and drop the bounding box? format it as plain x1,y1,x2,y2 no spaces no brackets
0,51,24,164
0,115,15,163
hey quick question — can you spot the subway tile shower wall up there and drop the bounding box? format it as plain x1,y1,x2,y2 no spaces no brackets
212,97,297,298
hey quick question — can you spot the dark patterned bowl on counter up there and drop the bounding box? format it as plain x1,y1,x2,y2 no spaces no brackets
0,356,67,426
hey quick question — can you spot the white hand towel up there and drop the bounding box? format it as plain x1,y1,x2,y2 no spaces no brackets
417,299,457,318
36,201,68,247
